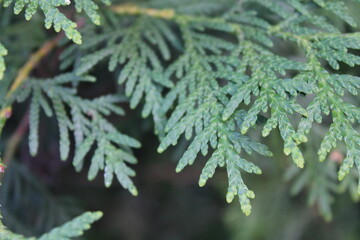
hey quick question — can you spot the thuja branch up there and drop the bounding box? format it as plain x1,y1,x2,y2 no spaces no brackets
0,36,60,135
0,35,68,234
0,36,61,174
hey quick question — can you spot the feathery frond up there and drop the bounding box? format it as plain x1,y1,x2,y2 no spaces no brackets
0,42,7,80
2,0,360,230
13,73,141,194
57,0,360,215
0,211,102,240
1,0,112,44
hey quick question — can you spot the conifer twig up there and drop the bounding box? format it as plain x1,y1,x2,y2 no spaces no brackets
0,36,61,169
0,37,60,128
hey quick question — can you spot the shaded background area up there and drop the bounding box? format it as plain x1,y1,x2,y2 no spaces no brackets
1,1,360,240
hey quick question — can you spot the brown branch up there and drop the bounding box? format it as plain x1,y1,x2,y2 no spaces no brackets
0,17,86,170
110,4,242,35
0,36,60,120
3,112,29,165
7,38,60,97
111,4,175,19
0,36,62,168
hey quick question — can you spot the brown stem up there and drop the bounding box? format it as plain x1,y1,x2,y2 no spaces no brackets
0,17,86,169
6,37,60,97
110,4,242,35
111,4,175,19
0,36,61,166
3,112,29,165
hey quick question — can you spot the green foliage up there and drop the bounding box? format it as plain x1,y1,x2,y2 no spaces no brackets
1,161,85,236
1,0,81,43
0,42,6,80
0,211,102,240
37,211,102,240
53,0,360,217
0,0,112,44
12,73,140,194
285,152,338,221
74,16,174,136
74,0,111,25
2,0,360,237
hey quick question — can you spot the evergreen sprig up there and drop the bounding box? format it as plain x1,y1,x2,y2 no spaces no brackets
0,42,6,80
156,19,275,215
263,2,360,189
74,0,111,25
0,211,103,240
1,1,360,235
12,73,141,194
0,0,112,44
1,0,82,44
74,15,176,136
69,0,360,215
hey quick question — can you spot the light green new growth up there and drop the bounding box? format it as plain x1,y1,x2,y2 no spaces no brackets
0,211,103,240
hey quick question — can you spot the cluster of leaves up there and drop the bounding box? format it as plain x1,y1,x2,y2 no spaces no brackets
6,73,140,194
0,72,139,238
71,15,176,136
65,0,360,217
0,0,111,44
0,42,6,80
1,1,360,238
